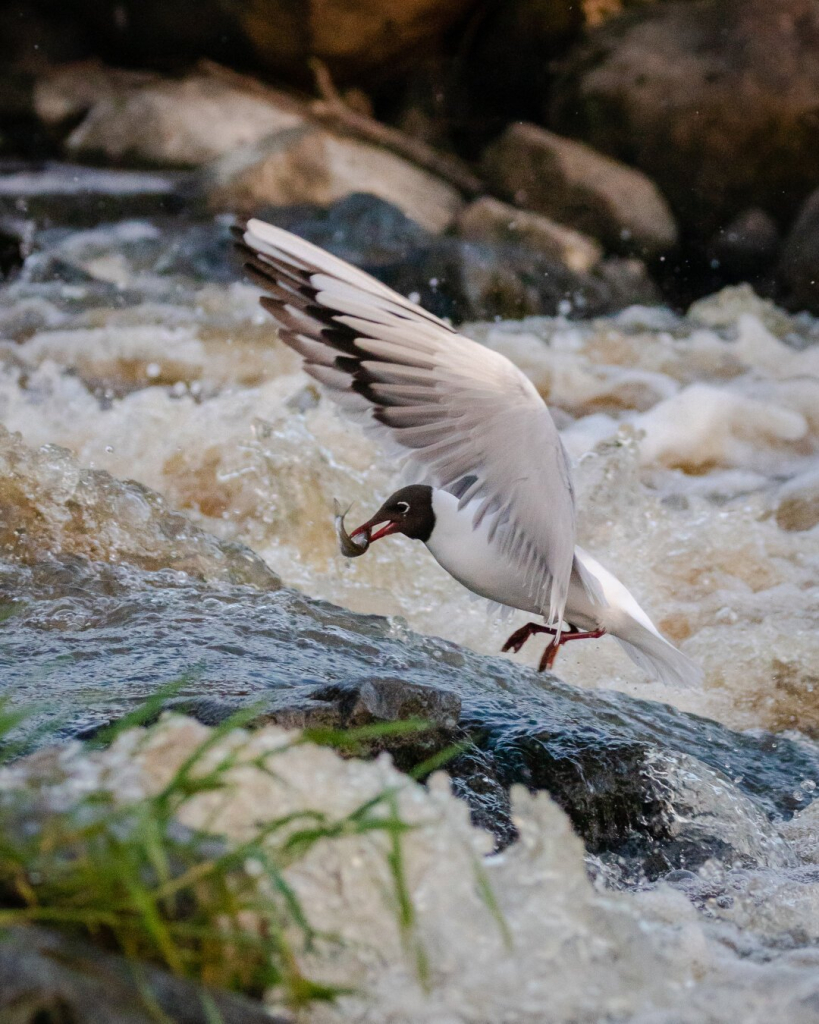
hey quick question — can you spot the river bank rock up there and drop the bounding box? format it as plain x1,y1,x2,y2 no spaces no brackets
551,0,819,239
481,123,677,259
36,64,307,168
202,127,464,233
454,196,603,274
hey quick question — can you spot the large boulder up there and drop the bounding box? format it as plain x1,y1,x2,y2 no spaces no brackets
481,122,677,259
202,126,464,233
35,65,306,168
454,196,603,274
551,0,819,239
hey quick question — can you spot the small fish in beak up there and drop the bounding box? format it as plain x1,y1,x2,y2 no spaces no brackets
334,500,370,558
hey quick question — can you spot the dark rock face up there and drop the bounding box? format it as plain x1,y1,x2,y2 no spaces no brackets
777,188,819,314
7,557,819,878
551,0,819,239
0,926,282,1024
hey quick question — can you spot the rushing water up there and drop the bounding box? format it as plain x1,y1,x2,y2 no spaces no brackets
1,189,819,1022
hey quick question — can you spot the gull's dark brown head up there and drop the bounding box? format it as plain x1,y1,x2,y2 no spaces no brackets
351,485,435,544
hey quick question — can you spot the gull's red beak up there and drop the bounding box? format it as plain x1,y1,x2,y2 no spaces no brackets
351,515,401,544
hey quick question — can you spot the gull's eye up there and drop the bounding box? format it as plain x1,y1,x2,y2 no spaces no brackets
396,501,410,515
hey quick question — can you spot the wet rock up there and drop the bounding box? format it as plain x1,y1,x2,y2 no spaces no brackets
167,684,516,847
551,0,819,239
706,208,781,284
0,926,282,1024
3,557,819,875
0,426,279,589
242,193,656,320
0,162,185,227
777,187,819,314
40,68,307,168
202,126,463,233
455,196,603,274
374,238,658,322
481,123,677,259
257,192,432,268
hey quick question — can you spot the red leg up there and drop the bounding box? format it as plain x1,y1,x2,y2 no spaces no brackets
537,628,606,672
501,621,554,655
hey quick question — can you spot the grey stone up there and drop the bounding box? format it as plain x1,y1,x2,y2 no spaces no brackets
482,122,677,259
49,69,307,168
455,196,603,274
202,125,463,233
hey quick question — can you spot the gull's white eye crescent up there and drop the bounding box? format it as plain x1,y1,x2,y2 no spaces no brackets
396,501,410,514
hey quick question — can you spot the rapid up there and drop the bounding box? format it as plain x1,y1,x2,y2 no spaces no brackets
2,203,819,1023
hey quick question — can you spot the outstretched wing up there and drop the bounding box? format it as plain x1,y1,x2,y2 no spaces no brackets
237,218,576,623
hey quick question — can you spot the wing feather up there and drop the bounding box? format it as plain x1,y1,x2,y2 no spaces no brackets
238,218,576,622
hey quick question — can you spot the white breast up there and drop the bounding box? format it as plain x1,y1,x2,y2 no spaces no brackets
425,490,544,615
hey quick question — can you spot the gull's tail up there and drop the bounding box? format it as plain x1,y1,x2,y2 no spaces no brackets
574,548,703,689
614,621,703,689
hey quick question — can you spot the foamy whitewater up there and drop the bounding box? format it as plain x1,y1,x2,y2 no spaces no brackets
2,216,819,1022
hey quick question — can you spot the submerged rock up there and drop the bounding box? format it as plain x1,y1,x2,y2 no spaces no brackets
481,122,677,259
774,466,819,532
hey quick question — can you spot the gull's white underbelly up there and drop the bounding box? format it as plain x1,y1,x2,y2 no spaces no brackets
425,490,544,615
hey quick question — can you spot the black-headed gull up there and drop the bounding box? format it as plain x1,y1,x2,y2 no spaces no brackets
237,219,702,688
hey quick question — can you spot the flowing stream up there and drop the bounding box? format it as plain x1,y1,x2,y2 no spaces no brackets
1,186,819,1022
